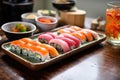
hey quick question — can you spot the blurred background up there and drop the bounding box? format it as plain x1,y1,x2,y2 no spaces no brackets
0,0,119,26
33,0,116,19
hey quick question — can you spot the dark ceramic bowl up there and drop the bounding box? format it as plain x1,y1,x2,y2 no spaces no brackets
52,0,76,10
1,22,36,41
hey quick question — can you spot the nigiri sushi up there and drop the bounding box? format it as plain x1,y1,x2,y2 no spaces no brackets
38,34,54,44
64,28,76,33
69,26,82,31
71,32,87,43
81,30,93,42
49,39,70,53
60,33,81,48
82,29,99,40
56,37,76,49
57,29,71,34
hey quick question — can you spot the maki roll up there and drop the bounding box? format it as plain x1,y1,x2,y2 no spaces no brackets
10,40,25,54
38,34,54,44
21,43,33,56
46,32,57,38
56,36,76,50
49,39,70,53
60,33,81,48
33,46,50,61
37,44,59,58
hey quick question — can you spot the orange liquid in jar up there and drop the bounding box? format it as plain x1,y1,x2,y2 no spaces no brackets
106,7,120,46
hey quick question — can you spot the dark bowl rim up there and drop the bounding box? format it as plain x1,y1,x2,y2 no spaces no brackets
1,21,36,34
52,0,76,4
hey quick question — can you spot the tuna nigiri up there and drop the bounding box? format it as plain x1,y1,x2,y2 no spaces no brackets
81,30,93,42
60,33,81,48
56,37,76,49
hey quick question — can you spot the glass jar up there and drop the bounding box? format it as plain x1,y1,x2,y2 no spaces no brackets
106,1,120,46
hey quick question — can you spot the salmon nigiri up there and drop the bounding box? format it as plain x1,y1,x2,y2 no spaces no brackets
71,32,87,43
82,29,99,40
81,29,93,42
69,26,82,31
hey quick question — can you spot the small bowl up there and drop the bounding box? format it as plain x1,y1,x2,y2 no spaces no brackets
1,22,36,41
52,0,76,10
37,10,56,17
35,16,58,31
21,12,39,24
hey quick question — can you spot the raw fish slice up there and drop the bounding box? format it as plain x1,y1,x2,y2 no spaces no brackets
38,34,54,44
57,29,71,34
56,37,76,49
60,33,81,48
46,32,57,38
28,40,41,45
81,30,93,42
83,29,99,40
69,26,82,31
71,32,86,43
37,44,59,58
49,39,70,53
11,40,25,45
20,38,33,44
64,28,76,33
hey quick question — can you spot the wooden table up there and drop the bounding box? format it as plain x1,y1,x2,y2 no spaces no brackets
0,18,120,80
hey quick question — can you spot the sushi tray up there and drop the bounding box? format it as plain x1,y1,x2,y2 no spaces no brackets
1,25,106,70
